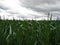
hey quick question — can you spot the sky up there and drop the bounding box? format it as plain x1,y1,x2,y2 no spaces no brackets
0,0,60,20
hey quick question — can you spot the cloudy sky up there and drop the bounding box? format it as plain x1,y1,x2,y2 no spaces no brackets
0,0,60,20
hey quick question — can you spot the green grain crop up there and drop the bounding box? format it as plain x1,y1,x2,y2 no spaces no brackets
0,20,60,45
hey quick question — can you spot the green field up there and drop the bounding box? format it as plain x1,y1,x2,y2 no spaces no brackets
0,20,60,45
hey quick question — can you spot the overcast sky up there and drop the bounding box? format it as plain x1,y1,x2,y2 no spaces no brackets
0,0,60,20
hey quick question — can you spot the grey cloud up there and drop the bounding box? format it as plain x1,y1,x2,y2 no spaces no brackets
0,0,60,19
20,0,59,9
20,0,56,6
20,0,60,16
30,6,60,13
0,4,9,10
7,11,19,14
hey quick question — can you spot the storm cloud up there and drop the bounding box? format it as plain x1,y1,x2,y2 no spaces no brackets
0,0,60,20
20,0,60,15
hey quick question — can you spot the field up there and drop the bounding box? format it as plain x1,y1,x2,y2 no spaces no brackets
0,20,60,45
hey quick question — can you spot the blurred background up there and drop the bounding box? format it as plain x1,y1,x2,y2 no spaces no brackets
0,0,60,20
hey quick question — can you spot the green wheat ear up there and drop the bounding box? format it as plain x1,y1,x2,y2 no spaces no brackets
50,13,52,20
48,12,50,20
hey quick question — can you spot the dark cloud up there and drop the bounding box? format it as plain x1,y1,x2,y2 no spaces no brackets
0,0,60,20
20,0,60,16
20,0,58,9
20,0,56,6
29,6,60,13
